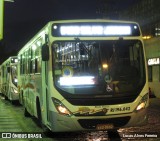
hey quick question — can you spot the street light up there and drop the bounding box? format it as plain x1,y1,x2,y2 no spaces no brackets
0,0,14,40
0,0,4,40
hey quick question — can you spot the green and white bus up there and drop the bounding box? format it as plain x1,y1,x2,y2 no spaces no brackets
17,19,149,132
0,56,18,102
0,65,2,94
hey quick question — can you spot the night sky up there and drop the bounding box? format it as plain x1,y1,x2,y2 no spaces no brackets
3,0,97,54
1,0,138,63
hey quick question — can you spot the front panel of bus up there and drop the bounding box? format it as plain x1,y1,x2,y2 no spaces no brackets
1,57,18,101
45,21,149,131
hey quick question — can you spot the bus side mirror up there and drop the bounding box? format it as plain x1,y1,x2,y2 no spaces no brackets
42,44,49,61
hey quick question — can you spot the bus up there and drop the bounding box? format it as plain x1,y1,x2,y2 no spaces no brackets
0,56,18,102
17,19,149,132
0,65,2,94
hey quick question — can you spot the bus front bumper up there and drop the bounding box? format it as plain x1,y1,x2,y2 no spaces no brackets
48,108,148,132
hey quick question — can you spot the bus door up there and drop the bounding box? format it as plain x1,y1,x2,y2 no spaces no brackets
25,50,31,112
41,60,49,123
41,43,50,123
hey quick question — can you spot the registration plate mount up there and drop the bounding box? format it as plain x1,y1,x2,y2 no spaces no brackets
96,123,114,130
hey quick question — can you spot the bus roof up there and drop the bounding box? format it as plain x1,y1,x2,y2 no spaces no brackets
49,19,139,24
18,19,141,54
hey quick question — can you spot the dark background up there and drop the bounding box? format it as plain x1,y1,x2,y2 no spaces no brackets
0,0,137,63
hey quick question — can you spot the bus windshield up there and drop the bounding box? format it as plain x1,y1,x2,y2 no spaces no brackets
52,40,145,96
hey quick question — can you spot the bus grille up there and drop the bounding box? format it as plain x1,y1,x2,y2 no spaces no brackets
67,95,137,106
78,116,130,129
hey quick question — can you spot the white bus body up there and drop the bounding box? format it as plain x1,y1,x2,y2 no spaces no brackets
0,65,2,94
18,19,149,132
0,56,18,101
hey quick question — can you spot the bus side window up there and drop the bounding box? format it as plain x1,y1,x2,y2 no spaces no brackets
20,54,24,74
28,48,31,74
31,46,36,74
35,47,41,73
31,59,35,74
30,43,42,74
24,51,28,74
20,55,22,74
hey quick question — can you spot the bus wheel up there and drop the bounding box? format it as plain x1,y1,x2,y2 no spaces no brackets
41,122,50,134
19,94,22,105
11,100,16,105
36,100,50,133
19,91,24,105
24,107,31,117
4,96,8,100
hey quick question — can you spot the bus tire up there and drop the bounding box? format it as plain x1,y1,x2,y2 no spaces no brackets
36,99,41,122
11,100,16,105
24,107,31,117
24,105,31,117
4,95,8,100
19,91,24,105
19,94,21,105
36,99,50,133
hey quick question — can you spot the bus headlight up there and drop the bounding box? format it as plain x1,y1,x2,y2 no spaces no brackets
14,89,18,94
14,78,18,83
136,93,149,111
12,88,18,94
52,98,72,116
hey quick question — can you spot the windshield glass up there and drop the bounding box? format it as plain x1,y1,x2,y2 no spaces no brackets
52,40,145,96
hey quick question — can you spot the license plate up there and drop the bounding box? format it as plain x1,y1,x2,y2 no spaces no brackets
96,124,114,130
